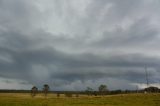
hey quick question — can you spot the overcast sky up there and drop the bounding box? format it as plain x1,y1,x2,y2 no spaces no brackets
0,0,160,91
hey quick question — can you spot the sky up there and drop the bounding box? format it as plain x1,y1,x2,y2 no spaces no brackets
0,0,160,91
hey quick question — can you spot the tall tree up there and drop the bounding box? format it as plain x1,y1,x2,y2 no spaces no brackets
98,84,108,95
43,84,50,97
31,86,38,97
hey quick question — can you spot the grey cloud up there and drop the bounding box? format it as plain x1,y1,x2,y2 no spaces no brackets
95,18,159,48
0,0,160,90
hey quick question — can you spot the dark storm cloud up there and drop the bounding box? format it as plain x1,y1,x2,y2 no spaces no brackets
0,0,160,90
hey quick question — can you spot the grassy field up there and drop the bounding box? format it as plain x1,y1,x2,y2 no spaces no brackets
0,93,160,106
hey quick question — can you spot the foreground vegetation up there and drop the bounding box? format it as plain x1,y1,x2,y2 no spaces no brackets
0,93,159,106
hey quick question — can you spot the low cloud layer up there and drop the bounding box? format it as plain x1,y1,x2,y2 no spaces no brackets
0,0,160,90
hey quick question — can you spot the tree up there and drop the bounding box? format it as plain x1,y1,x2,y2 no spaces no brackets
144,86,159,93
98,84,108,95
43,84,50,97
31,86,38,97
85,87,93,96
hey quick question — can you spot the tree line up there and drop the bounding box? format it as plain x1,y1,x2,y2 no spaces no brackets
0,84,159,97
30,84,160,97
30,84,109,97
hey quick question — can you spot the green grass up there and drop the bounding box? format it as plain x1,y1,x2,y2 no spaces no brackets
0,93,160,106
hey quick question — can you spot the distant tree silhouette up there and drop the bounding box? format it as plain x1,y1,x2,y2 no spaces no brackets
144,86,159,93
98,84,108,95
85,87,93,96
31,86,38,97
43,84,50,97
